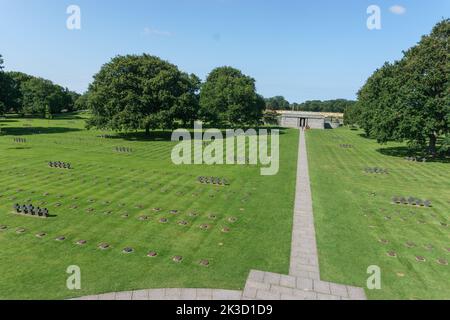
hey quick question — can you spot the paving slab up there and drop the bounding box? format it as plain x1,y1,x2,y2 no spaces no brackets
148,289,166,300
132,289,149,300
115,291,132,300
98,292,116,300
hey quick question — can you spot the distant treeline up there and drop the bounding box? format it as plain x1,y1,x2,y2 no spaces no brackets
0,61,81,117
1,53,267,130
264,96,355,113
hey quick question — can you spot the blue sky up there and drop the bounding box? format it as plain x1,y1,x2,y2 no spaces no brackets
0,0,448,102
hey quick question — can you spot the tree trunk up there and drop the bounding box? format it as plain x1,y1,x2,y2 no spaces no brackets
145,125,150,136
429,134,437,156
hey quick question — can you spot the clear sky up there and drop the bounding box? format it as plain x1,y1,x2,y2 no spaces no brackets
0,0,448,102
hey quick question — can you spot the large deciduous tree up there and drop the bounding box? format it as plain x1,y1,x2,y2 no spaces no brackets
0,56,79,116
6,71,33,114
398,19,450,154
74,92,89,111
2,71,77,116
20,78,70,117
343,103,362,126
0,54,5,114
263,110,280,125
86,54,200,133
199,66,265,127
66,91,81,112
0,55,16,115
356,19,449,155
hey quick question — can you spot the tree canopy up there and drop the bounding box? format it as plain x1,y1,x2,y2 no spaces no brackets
21,78,74,116
263,110,280,125
1,53,269,128
343,103,361,126
266,98,356,113
354,19,449,155
0,54,16,115
74,92,89,111
0,54,5,114
0,63,79,116
265,96,290,111
86,54,200,133
199,66,265,127
291,99,356,113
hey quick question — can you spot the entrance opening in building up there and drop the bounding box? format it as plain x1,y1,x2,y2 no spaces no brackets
299,117,308,128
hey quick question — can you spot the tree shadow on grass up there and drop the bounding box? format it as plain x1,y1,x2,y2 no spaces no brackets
52,114,85,120
1,127,82,136
113,131,174,142
7,147,33,150
111,127,287,142
4,113,86,120
377,146,450,164
358,133,376,140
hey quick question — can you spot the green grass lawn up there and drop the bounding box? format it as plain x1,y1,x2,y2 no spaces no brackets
0,114,298,299
307,128,449,300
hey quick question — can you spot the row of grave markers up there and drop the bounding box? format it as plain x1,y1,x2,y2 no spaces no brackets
198,176,230,186
48,161,72,169
364,167,389,174
391,196,432,207
115,146,133,153
13,204,49,218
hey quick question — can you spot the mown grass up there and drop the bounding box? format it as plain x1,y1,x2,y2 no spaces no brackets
307,128,449,300
0,114,298,299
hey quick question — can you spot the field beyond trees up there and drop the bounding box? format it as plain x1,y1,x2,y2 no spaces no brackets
0,114,298,299
307,128,450,300
0,113,449,300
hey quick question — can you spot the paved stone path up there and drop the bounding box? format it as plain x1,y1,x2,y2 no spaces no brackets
73,130,366,300
289,129,320,280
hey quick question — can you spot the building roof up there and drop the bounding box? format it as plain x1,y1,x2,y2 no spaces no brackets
278,111,325,119
277,110,344,118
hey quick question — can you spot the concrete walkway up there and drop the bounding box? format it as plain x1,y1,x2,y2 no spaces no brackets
73,130,366,300
73,289,243,300
289,129,320,279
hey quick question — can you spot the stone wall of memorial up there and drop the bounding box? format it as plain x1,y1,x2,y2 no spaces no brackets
280,116,300,128
307,118,325,129
279,115,325,129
